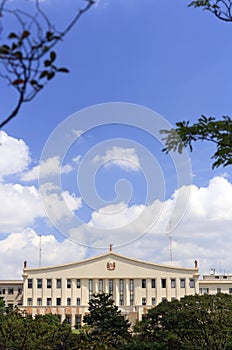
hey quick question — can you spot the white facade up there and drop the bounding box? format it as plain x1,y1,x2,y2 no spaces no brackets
1,252,232,329
21,251,199,327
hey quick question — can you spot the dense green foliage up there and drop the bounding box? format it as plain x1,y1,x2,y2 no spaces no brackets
2,294,232,348
133,294,232,350
0,297,75,349
83,293,131,349
161,115,232,168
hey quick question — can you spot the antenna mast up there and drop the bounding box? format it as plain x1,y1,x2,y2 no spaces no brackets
39,234,42,267
168,235,173,264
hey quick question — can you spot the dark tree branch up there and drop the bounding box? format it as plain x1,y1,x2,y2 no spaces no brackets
0,0,95,128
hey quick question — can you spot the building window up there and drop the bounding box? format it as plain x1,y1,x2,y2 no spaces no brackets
65,315,72,325
142,279,146,288
99,279,103,293
37,298,42,306
75,314,82,329
76,279,81,288
67,279,71,289
119,279,124,306
171,279,176,288
76,297,81,306
0,289,5,295
152,297,156,306
89,279,93,300
142,297,146,305
189,279,195,288
8,288,14,295
47,298,52,306
151,279,156,288
130,279,134,306
37,279,42,289
180,279,185,288
217,288,221,293
229,288,232,294
27,298,32,306
56,279,61,289
56,298,61,306
67,298,71,306
109,279,113,294
171,297,177,301
162,297,167,302
47,279,52,289
200,288,209,295
28,279,33,289
161,279,166,288
18,288,22,294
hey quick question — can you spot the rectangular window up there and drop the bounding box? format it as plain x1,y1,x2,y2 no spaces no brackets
152,297,156,306
18,288,22,294
27,298,32,306
56,298,61,306
75,314,82,329
119,279,124,306
47,279,52,289
171,278,176,288
142,297,146,305
151,279,156,288
76,297,81,306
56,279,61,289
217,288,221,293
28,279,33,289
47,298,52,306
109,279,113,293
0,289,5,295
37,279,42,289
67,279,71,289
229,288,232,294
189,279,195,288
161,279,166,288
129,279,134,305
37,298,42,306
89,279,93,292
67,297,71,306
76,279,81,288
8,288,14,295
171,297,177,301
99,279,103,293
65,315,71,325
180,279,185,288
142,279,146,288
200,288,209,295
162,297,167,302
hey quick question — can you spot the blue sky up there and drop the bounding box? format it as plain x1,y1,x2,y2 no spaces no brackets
0,0,232,278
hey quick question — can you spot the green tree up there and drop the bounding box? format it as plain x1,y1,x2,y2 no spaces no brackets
134,294,232,350
188,1,232,22
83,293,131,349
161,115,232,168
162,2,232,169
0,0,94,128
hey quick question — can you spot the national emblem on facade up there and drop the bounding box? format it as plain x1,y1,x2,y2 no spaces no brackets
107,261,115,270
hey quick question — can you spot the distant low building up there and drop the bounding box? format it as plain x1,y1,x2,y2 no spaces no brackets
0,249,231,328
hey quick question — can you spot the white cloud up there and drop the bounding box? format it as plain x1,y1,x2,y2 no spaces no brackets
93,146,140,172
69,176,232,275
0,228,87,279
40,183,82,224
0,183,44,232
0,132,30,180
21,156,73,182
72,129,83,138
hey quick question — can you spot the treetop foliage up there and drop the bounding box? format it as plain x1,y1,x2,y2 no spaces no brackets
161,115,232,168
188,0,232,22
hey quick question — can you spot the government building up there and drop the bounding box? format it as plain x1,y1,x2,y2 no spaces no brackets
1,248,231,328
